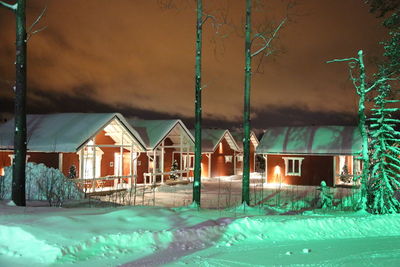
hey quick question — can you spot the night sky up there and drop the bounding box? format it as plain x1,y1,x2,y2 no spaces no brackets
0,0,388,130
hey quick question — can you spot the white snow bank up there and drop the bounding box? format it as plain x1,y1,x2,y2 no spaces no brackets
220,213,400,244
0,202,400,266
0,225,62,265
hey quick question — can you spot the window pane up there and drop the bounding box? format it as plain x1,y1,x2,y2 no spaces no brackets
288,159,293,173
294,160,299,173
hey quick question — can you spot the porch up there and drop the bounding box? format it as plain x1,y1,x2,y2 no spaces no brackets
71,117,145,192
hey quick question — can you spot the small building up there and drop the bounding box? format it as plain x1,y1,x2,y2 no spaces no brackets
193,129,241,178
230,131,259,175
0,113,146,191
256,126,363,186
127,119,194,184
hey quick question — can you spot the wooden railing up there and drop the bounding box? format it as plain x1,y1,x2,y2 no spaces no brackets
143,169,191,184
72,175,137,192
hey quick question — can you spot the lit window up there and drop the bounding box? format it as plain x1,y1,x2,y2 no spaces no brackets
183,155,194,169
225,155,233,163
237,155,243,162
282,157,304,176
78,140,103,179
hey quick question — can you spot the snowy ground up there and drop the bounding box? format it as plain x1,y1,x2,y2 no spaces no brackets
1,201,400,266
91,177,358,211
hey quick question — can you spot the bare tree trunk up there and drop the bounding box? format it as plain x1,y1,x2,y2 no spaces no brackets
193,0,203,206
12,0,27,206
242,0,252,205
357,50,369,211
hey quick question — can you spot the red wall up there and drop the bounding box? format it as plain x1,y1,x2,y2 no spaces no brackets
201,154,209,177
266,154,334,186
206,137,236,178
250,142,255,172
137,153,148,184
0,151,12,175
62,153,79,177
28,153,59,169
235,142,256,174
0,151,60,176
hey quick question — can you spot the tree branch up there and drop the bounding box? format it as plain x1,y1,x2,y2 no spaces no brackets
326,57,359,64
0,0,17,11
201,14,215,26
251,17,287,58
366,76,400,93
27,6,47,40
349,67,361,94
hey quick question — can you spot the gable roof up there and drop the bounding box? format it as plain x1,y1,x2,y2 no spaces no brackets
256,126,362,155
191,129,240,153
230,131,259,151
0,113,146,152
127,119,194,150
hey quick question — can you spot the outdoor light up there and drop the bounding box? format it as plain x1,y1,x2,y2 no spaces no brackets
274,165,281,176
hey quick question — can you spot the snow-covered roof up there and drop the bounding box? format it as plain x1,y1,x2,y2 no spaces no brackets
127,119,194,150
256,126,362,155
191,129,240,153
230,131,259,151
0,113,146,152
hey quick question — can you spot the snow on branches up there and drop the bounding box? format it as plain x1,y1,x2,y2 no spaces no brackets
368,83,400,214
0,1,17,11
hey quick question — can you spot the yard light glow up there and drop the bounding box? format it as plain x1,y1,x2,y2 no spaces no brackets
274,165,281,176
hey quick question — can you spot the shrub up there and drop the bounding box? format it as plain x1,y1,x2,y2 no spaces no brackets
0,162,84,206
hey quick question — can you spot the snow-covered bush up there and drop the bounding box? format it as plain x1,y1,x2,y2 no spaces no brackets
317,181,333,209
0,162,84,206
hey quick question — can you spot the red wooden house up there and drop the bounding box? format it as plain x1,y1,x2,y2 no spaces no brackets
256,126,363,186
0,113,146,191
193,129,241,178
127,119,195,184
230,131,259,175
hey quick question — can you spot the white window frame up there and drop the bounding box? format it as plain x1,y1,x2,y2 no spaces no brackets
237,155,243,162
225,155,233,163
282,157,304,176
183,155,194,169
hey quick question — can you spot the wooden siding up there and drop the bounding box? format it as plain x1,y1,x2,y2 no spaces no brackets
209,137,235,177
265,154,334,186
137,153,148,184
0,151,12,175
62,153,79,177
235,142,256,173
201,154,209,178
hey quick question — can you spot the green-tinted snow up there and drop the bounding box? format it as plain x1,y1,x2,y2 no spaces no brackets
0,202,400,266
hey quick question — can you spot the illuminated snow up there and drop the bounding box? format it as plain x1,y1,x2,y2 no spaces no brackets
0,202,399,266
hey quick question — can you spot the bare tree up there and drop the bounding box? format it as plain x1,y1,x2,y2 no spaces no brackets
242,0,289,205
1,0,27,206
160,0,226,207
0,0,45,206
193,0,203,206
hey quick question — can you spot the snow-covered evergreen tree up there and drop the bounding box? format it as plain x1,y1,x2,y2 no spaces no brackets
340,164,351,183
367,83,400,214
